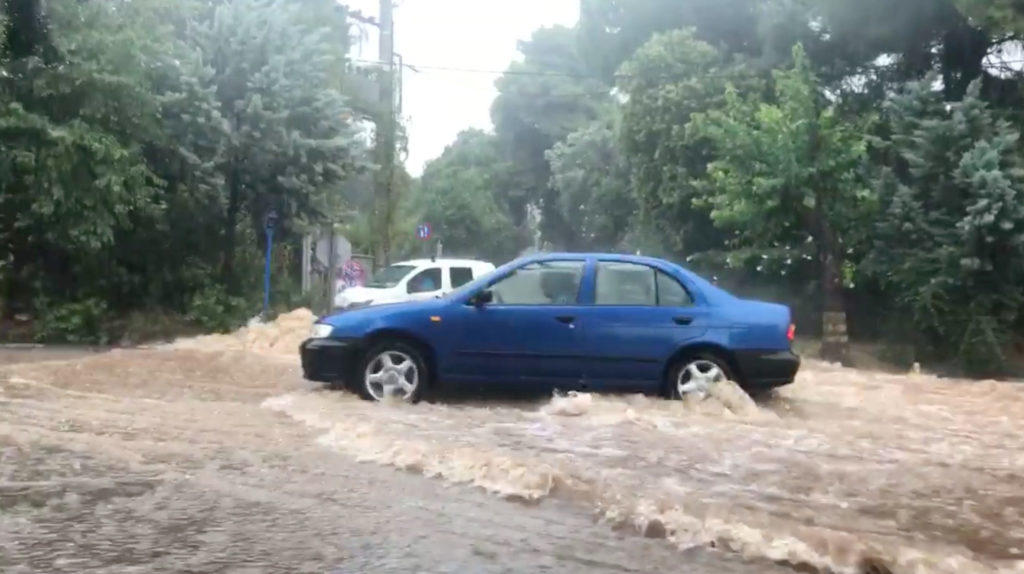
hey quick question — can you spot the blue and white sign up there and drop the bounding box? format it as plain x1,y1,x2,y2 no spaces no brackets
416,223,432,241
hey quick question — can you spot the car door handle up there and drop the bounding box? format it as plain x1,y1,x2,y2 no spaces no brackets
673,316,694,325
555,315,575,325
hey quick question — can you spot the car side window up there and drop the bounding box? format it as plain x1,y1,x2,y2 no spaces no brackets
595,262,657,306
407,267,442,294
489,261,585,305
656,270,694,307
450,267,474,288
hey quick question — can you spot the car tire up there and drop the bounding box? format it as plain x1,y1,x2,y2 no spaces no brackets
357,341,428,403
666,352,736,400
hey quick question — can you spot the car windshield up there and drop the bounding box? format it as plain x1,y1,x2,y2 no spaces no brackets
365,265,415,289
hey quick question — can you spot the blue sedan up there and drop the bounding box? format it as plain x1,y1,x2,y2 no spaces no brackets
300,253,800,402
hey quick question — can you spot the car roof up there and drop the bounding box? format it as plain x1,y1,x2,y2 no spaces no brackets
519,252,671,267
395,258,494,268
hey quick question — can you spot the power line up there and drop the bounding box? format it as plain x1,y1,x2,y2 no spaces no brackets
350,57,598,78
349,57,753,84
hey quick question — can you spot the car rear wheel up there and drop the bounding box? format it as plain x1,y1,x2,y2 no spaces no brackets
358,341,427,403
667,352,735,400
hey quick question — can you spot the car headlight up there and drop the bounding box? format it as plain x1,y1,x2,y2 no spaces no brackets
310,323,334,339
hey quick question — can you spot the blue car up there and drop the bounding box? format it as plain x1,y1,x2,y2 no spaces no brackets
300,253,800,402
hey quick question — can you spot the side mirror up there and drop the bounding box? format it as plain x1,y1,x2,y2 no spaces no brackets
470,289,494,307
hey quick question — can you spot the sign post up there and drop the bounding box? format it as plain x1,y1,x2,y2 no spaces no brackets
415,223,432,242
416,223,433,259
263,209,279,319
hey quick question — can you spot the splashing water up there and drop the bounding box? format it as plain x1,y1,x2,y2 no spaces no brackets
261,359,1024,574
164,308,316,356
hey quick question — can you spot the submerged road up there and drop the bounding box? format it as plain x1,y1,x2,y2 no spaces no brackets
2,342,1023,574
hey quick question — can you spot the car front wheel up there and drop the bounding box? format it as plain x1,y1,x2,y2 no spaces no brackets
667,353,735,400
358,341,427,403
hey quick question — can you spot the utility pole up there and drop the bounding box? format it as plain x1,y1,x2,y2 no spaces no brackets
373,0,396,270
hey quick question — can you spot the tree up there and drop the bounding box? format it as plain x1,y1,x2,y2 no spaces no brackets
954,0,1024,35
618,29,757,258
1,0,369,339
1,0,53,61
189,0,363,290
578,0,761,81
546,119,633,251
413,130,520,263
491,25,611,248
0,0,165,314
867,78,1024,373
691,45,872,362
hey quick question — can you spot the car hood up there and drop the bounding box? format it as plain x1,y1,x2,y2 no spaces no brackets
336,286,401,305
320,297,446,328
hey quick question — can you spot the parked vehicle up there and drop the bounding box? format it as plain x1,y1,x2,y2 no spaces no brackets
333,258,495,310
303,253,800,402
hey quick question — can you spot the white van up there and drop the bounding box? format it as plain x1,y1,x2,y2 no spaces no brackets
334,258,496,310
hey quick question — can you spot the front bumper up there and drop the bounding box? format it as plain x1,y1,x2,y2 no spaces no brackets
299,338,360,383
733,349,801,389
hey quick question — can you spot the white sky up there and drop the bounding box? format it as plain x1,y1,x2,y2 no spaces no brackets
344,0,580,176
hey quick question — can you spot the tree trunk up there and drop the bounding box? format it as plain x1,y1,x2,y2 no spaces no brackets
222,161,241,292
810,199,849,364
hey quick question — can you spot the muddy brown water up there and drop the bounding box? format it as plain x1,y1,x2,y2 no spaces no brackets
2,346,1023,574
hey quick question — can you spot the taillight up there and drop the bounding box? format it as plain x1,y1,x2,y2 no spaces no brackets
787,323,796,342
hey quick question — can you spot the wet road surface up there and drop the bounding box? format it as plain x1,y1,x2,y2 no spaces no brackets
2,340,1024,574
1,349,784,574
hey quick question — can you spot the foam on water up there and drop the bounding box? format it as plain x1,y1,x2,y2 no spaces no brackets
260,378,1023,574
165,308,316,356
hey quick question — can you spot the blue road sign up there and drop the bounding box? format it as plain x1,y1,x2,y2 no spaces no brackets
416,223,432,241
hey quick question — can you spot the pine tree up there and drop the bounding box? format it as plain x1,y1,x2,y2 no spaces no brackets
869,79,1024,374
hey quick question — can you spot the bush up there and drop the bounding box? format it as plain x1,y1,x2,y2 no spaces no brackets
186,285,251,333
34,299,110,344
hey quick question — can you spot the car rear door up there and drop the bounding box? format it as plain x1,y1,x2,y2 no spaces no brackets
443,260,587,387
448,264,476,291
579,261,708,390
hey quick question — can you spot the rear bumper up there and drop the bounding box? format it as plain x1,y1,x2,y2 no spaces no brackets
734,349,801,389
299,338,360,383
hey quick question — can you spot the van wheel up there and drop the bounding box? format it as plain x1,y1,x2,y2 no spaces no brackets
358,341,428,403
667,352,735,400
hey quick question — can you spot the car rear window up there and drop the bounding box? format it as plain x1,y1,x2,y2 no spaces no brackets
596,262,656,305
595,262,693,307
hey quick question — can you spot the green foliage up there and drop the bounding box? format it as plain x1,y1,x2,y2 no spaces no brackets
954,0,1024,35
186,285,250,334
34,298,109,344
578,0,761,80
491,26,611,248
867,79,1024,374
546,119,633,250
0,0,369,338
618,29,757,256
692,45,871,248
413,130,520,263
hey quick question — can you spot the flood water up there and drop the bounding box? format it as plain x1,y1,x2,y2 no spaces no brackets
2,340,1023,573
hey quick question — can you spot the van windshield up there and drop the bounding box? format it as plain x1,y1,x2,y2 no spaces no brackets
365,265,415,288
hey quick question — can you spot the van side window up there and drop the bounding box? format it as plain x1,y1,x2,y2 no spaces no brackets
450,267,474,288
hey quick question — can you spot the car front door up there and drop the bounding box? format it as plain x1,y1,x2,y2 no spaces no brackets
580,261,708,390
442,260,587,387
404,266,443,301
